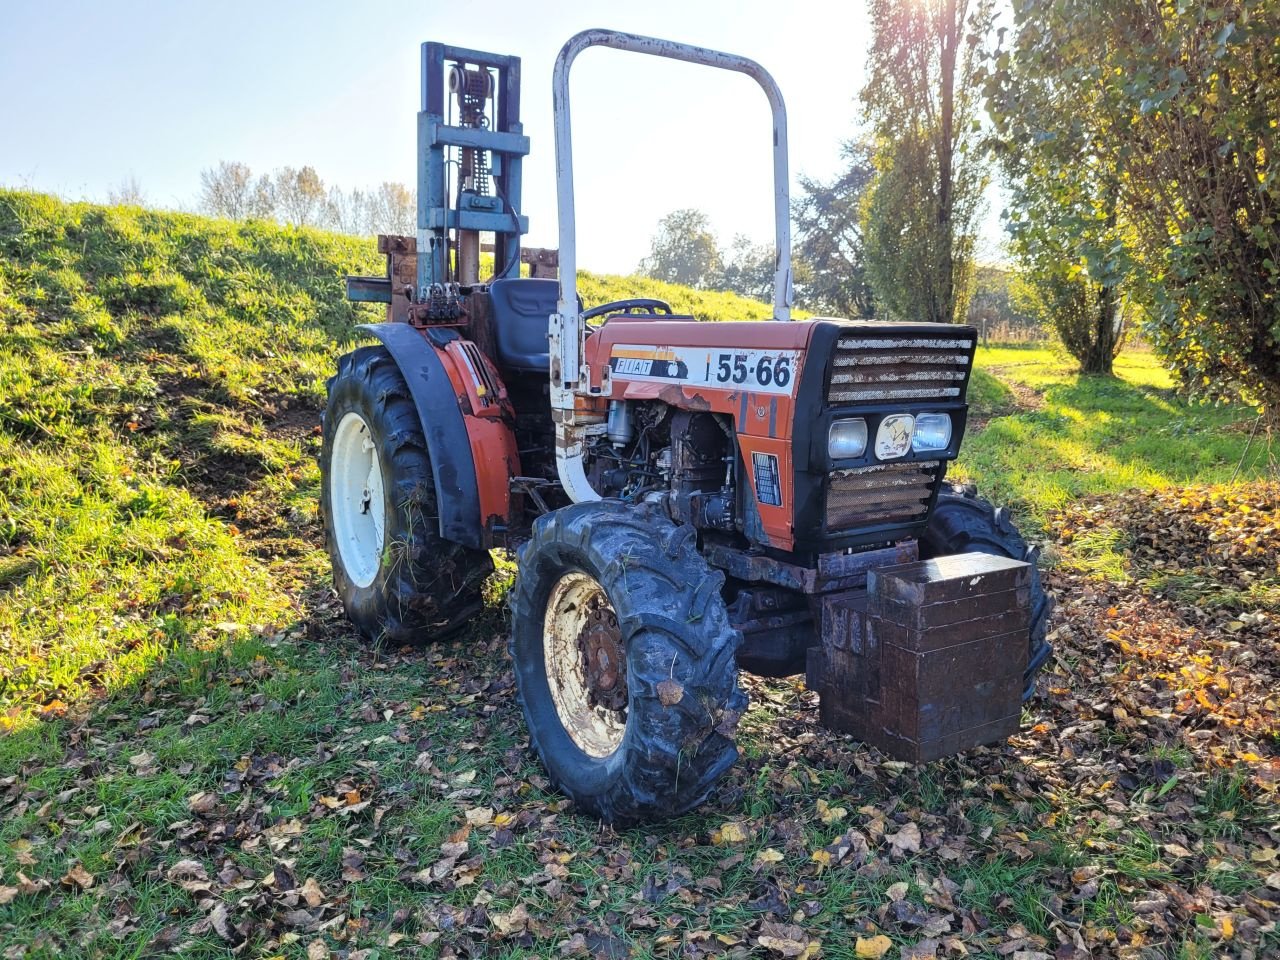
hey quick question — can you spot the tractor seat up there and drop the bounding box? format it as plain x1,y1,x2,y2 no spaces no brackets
487,277,560,374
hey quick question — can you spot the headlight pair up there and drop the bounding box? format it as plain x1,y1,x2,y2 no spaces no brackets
827,413,952,460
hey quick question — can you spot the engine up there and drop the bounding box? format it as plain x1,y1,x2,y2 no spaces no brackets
586,402,738,533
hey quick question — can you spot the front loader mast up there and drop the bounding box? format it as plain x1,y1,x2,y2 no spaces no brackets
547,29,795,504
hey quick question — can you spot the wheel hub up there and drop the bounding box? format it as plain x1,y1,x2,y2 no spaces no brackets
330,411,386,589
543,571,628,758
579,603,626,712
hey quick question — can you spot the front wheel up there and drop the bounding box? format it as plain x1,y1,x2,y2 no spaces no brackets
509,502,746,825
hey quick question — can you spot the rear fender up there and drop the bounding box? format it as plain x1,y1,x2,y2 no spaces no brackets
356,323,519,549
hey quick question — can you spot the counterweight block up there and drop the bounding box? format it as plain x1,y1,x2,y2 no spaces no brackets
807,552,1031,763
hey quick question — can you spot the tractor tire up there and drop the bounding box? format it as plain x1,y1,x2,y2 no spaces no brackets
509,501,746,825
321,345,492,643
920,482,1054,700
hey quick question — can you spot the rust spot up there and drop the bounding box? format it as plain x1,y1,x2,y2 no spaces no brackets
658,383,711,411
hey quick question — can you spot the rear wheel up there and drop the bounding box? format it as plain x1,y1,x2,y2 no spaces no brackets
920,482,1054,699
321,345,492,643
510,501,746,825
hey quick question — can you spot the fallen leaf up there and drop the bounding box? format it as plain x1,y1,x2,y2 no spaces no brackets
757,921,820,958
187,791,217,814
903,939,941,960
856,934,894,959
465,807,494,827
656,678,684,706
306,940,329,960
886,881,909,902
712,821,749,845
60,863,94,890
887,821,922,856
818,798,848,824
491,904,530,936
301,877,325,908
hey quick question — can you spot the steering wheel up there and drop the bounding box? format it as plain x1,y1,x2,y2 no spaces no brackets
580,298,676,323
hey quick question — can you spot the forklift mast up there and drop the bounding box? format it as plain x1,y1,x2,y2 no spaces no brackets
418,43,529,292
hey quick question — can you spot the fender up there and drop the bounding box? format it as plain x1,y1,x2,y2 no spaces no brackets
355,323,498,549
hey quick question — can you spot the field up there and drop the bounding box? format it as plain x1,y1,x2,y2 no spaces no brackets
0,191,1276,960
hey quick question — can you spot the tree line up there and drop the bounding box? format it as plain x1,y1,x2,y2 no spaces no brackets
196,161,416,236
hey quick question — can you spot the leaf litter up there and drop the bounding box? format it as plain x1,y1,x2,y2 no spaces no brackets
0,482,1276,958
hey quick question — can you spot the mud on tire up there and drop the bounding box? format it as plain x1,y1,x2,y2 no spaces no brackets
321,345,492,643
509,501,746,825
920,482,1054,699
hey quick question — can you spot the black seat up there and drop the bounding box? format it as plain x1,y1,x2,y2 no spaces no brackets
488,278,559,373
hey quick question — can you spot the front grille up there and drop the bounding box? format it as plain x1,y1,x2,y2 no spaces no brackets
826,459,942,529
827,335,974,404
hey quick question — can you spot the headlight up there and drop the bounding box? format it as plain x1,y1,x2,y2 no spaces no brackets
828,418,868,459
912,413,952,452
875,414,915,460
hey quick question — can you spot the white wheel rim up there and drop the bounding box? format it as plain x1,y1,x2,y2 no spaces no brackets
544,571,627,759
330,411,386,589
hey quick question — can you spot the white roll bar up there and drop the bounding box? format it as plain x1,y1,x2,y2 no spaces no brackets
549,28,795,503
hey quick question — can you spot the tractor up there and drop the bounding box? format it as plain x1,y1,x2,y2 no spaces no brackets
321,29,1053,825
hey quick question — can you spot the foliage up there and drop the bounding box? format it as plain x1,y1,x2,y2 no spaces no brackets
987,0,1280,417
720,234,776,304
966,264,1044,342
983,3,1135,376
1007,257,1126,371
861,0,991,325
198,161,416,236
1,191,1277,958
637,208,724,290
793,141,876,318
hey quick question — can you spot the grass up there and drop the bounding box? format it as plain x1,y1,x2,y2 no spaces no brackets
953,344,1266,527
1,191,1275,958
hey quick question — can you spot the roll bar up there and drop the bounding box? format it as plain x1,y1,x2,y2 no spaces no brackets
551,29,793,365
549,28,794,503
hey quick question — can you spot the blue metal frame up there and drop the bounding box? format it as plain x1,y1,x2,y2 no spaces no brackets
419,42,528,293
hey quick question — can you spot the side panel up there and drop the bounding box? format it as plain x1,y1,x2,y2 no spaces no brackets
355,324,518,549
584,321,817,551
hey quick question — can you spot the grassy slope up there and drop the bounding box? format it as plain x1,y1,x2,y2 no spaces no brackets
0,192,1275,959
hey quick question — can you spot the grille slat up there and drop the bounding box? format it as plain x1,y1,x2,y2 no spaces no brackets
827,334,974,405
826,460,941,529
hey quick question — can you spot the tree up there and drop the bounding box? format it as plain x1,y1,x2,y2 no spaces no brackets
968,264,1043,343
273,166,326,227
1009,257,1126,363
107,176,145,208
324,186,369,235
638,209,723,289
793,141,876,318
984,3,1133,375
860,0,991,325
720,234,774,302
365,181,415,236
989,0,1280,418
199,161,261,220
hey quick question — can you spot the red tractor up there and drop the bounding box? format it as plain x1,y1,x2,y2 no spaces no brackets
322,29,1052,824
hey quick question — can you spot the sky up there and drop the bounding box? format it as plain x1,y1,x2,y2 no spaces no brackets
0,0,1008,275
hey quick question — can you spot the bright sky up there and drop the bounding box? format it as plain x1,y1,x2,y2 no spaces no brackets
0,0,1006,275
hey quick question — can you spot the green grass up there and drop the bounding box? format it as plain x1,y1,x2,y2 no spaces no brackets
953,344,1265,526
0,191,1274,959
